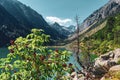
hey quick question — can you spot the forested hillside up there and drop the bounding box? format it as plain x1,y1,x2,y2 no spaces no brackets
0,0,69,47
82,14,120,55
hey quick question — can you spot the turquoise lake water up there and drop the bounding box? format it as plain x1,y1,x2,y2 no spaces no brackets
0,48,9,58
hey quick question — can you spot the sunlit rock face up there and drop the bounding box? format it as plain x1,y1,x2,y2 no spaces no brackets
81,0,120,30
110,0,120,4
69,0,120,41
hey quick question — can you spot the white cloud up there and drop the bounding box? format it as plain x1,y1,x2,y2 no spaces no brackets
46,16,75,27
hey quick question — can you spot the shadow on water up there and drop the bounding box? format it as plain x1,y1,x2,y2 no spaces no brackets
0,48,9,58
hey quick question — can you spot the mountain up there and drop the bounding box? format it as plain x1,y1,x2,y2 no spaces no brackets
0,0,66,40
79,13,120,54
81,0,120,30
68,0,120,41
50,22,72,37
66,25,76,32
0,4,30,47
66,0,120,55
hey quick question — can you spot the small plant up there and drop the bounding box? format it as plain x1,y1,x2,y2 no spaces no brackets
104,71,120,80
0,29,73,80
117,59,120,64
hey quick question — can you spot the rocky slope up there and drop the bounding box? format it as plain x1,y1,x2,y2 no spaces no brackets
101,65,120,80
81,0,120,29
68,48,120,80
68,0,120,41
93,48,120,77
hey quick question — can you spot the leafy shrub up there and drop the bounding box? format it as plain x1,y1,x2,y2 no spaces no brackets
0,29,73,80
117,59,120,65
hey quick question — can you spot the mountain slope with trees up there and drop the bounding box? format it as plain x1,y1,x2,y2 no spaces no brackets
0,0,67,41
0,4,29,47
68,0,120,41
81,13,120,55
0,0,72,47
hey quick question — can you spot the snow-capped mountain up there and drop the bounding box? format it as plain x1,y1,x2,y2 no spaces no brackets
51,22,71,37
66,25,76,32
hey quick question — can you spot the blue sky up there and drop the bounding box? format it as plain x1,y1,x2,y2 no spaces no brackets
17,0,109,26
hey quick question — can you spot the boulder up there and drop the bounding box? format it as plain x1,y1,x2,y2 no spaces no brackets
100,65,120,80
100,77,105,80
66,72,85,80
93,48,120,77
109,65,120,71
113,49,120,62
71,72,84,80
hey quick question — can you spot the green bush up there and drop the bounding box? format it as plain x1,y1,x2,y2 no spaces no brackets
0,29,73,80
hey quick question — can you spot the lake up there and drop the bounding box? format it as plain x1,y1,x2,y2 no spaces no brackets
0,48,9,58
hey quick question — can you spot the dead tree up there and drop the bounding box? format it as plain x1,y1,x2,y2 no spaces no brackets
75,15,85,69
74,15,95,80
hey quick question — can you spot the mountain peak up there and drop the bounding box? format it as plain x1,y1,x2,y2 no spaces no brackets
110,0,120,4
53,22,60,26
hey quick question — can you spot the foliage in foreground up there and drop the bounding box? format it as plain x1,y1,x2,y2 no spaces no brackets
0,29,73,80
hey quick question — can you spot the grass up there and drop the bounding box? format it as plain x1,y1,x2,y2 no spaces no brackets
104,71,120,80
90,54,98,61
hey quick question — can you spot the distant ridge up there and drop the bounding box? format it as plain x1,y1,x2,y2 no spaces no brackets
69,0,120,41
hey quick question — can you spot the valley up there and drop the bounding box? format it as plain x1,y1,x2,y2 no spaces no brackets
0,0,120,80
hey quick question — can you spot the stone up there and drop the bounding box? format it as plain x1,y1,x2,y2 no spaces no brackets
100,77,105,80
109,52,114,58
100,65,120,80
101,55,109,60
93,48,120,77
113,49,120,62
109,65,120,71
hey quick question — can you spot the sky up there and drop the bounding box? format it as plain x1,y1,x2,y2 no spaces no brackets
17,0,109,27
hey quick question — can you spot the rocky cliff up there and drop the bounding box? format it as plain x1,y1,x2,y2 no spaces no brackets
81,0,120,30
